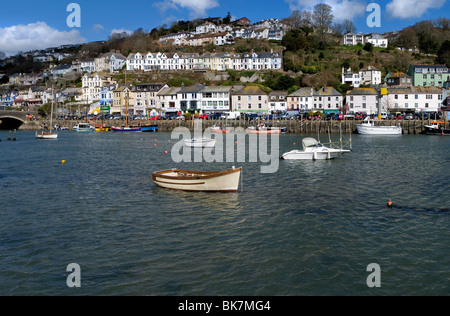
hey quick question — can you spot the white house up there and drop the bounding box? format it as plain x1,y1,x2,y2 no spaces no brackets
366,33,388,48
109,53,126,73
341,33,365,46
359,66,382,86
342,68,361,87
201,86,232,112
131,83,168,115
156,87,182,112
268,91,288,113
195,22,217,34
82,73,117,103
381,86,444,113
346,88,379,114
80,59,96,73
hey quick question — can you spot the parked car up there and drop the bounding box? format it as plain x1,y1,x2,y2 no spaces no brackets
198,114,209,119
405,113,414,120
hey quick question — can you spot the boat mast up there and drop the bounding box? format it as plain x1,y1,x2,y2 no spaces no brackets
50,85,54,132
125,70,128,127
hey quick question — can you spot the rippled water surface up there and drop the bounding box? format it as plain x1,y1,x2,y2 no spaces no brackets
0,130,449,295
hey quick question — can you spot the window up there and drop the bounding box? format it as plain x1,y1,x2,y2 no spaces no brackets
405,95,408,99
415,95,418,99
395,95,398,99
426,95,433,99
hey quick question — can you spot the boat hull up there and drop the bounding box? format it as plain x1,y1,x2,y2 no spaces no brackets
141,126,158,132
112,127,142,132
281,149,344,160
152,168,241,192
36,132,58,139
424,126,450,135
184,138,216,148
246,128,282,134
356,125,402,135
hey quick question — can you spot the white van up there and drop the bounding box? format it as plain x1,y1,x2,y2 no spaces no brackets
220,112,240,120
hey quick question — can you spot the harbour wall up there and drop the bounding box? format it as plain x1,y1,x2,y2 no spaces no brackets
17,118,448,134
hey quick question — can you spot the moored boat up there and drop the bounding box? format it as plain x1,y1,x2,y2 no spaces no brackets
424,121,450,135
356,117,402,135
246,123,286,134
152,167,242,192
111,126,142,132
183,138,216,148
36,131,58,139
141,125,158,132
281,137,350,160
211,125,231,133
74,123,96,132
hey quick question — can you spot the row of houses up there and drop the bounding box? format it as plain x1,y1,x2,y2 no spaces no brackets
2,81,448,117
125,51,283,72
158,19,289,47
343,64,450,88
341,33,389,48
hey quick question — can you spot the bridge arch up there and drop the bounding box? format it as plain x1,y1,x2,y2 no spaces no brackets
0,113,27,130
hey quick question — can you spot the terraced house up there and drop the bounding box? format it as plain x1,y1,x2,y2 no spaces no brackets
125,51,282,72
380,86,444,113
407,65,450,87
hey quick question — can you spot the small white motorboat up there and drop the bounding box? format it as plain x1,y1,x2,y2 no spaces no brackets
356,117,402,135
74,123,96,132
183,138,216,148
281,137,350,160
152,167,242,192
36,131,58,139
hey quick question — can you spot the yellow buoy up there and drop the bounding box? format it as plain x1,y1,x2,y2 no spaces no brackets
61,160,67,164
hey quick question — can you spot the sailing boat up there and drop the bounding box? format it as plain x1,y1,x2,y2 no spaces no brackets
112,70,141,132
36,86,58,139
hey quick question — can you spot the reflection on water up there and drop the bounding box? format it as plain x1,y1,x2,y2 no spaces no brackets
1,131,449,295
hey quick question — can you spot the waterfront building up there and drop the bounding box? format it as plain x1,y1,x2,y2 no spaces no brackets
82,73,117,103
131,83,168,116
346,88,379,115
156,87,182,113
313,87,343,113
200,86,232,113
380,86,444,113
407,65,450,88
231,86,269,113
112,85,134,115
287,88,314,112
268,90,288,113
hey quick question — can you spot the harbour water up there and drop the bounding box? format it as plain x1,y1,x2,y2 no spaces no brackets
0,130,449,295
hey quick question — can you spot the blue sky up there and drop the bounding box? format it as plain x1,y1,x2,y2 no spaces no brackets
0,0,448,56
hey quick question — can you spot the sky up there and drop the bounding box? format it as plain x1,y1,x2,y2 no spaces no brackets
0,0,448,56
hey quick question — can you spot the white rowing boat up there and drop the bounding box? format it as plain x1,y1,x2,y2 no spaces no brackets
152,167,242,192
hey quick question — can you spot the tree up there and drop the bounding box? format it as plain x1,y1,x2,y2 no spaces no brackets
363,42,373,52
312,3,334,38
223,12,231,25
342,19,356,34
437,40,450,67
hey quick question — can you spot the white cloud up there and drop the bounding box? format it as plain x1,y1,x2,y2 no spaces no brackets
0,22,86,56
154,0,219,19
286,0,366,21
93,24,105,31
111,28,133,36
386,0,446,19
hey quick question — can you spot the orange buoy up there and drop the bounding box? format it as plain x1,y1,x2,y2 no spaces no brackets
387,199,393,207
